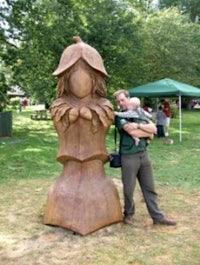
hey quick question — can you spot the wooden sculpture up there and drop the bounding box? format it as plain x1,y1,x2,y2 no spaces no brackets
43,36,122,235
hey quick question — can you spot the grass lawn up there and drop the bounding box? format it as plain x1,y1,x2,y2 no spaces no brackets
0,107,200,265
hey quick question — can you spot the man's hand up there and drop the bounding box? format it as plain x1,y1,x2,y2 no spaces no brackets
138,120,157,134
123,120,157,138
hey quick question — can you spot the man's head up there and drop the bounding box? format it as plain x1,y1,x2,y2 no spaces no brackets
114,90,130,111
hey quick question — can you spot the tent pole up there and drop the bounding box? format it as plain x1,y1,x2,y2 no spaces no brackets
179,95,182,142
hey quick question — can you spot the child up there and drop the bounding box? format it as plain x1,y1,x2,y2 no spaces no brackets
156,105,166,137
115,97,152,145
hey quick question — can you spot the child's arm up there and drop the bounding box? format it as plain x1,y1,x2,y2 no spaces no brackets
115,110,139,119
143,110,152,119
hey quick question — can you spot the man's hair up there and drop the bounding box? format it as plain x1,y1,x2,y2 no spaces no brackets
113,89,130,99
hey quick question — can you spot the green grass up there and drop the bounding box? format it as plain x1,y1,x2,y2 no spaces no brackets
149,110,200,188
0,109,200,188
0,109,62,182
0,108,200,265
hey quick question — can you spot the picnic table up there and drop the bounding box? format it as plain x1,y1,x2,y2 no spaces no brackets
30,109,51,120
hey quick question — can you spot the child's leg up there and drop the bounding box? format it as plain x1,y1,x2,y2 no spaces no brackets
133,136,140,146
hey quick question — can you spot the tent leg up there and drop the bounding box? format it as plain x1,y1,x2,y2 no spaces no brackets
179,95,182,142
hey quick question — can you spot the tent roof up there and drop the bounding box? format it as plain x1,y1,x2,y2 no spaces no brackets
128,78,200,97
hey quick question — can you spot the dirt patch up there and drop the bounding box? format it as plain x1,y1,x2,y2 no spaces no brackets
0,178,200,265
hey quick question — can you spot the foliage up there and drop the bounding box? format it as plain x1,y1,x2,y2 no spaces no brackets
0,0,200,104
170,102,178,118
159,0,200,22
135,8,200,86
0,72,9,111
9,96,21,109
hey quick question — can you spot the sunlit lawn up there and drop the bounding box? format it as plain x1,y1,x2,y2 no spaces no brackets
0,107,200,265
1,108,200,187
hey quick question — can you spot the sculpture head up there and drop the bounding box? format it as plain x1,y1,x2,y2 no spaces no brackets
53,36,108,77
53,37,108,99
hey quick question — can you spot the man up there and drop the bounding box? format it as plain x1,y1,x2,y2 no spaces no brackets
114,90,177,226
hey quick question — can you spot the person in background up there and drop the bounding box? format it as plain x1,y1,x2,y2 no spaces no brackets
143,103,153,114
189,99,196,110
45,101,50,110
114,89,177,226
161,99,171,137
22,97,28,108
156,105,166,138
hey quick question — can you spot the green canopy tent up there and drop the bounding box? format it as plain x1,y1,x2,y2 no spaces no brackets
128,78,200,142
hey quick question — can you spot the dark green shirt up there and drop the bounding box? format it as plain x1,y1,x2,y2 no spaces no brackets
115,116,147,155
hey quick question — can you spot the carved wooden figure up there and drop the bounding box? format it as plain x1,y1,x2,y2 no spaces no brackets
43,37,122,235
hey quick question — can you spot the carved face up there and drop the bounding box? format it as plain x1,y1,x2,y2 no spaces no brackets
68,61,93,98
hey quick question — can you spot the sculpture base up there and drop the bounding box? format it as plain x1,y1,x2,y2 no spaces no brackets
43,160,122,235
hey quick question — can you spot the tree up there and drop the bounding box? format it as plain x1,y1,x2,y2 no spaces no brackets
0,0,199,105
135,8,200,86
0,0,143,101
0,72,9,111
159,0,200,22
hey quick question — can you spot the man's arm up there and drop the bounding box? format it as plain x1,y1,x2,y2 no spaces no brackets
123,120,156,138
